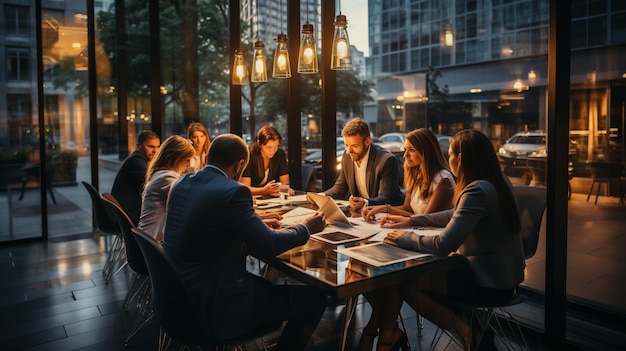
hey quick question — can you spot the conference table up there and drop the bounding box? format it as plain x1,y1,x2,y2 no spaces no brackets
254,195,464,351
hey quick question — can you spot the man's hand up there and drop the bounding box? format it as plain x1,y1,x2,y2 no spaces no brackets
302,212,326,234
349,196,366,211
263,218,282,229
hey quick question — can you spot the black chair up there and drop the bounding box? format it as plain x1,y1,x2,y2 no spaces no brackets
585,162,624,205
81,181,126,283
101,194,154,347
430,185,546,351
133,228,283,351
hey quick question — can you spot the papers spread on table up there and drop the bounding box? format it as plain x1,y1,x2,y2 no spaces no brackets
337,241,432,267
279,206,380,244
255,194,310,209
279,207,318,226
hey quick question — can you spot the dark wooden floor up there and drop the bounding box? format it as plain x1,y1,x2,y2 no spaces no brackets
0,233,623,351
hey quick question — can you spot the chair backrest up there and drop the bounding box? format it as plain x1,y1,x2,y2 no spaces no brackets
102,194,148,276
132,228,214,347
513,185,547,259
81,181,119,234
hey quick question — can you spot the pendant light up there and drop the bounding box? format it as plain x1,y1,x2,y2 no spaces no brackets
272,0,291,78
232,47,249,85
297,0,318,74
251,0,268,82
443,24,454,47
331,8,352,70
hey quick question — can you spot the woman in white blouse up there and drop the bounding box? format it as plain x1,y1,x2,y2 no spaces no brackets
187,122,211,173
138,135,195,240
357,128,456,351
362,128,455,221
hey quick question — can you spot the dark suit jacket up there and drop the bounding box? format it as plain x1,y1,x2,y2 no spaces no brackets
111,150,148,225
162,165,310,340
402,180,525,289
324,144,403,206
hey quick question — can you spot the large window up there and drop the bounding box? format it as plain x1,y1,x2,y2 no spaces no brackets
6,47,30,81
4,5,29,36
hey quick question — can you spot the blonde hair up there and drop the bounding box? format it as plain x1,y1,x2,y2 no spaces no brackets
403,128,451,199
145,135,195,184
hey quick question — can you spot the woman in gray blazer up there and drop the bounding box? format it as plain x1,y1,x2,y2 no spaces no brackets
359,130,524,351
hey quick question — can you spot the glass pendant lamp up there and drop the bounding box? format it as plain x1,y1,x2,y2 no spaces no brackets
232,48,249,85
331,13,352,70
272,33,291,78
297,22,318,74
251,40,268,82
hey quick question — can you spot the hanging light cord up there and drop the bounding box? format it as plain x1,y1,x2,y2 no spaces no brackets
255,0,260,40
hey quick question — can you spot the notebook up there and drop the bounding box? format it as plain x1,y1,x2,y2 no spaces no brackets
307,192,353,227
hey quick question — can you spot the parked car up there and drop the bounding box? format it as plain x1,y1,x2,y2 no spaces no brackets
498,131,546,176
304,137,345,181
376,132,406,153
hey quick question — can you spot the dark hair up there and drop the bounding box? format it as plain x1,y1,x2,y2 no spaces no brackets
341,118,370,139
403,128,451,199
207,134,250,169
256,126,282,146
450,129,520,233
145,135,195,184
187,122,211,154
137,130,159,144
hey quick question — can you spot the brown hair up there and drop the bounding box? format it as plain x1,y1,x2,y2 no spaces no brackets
341,118,371,139
208,134,250,169
403,128,451,199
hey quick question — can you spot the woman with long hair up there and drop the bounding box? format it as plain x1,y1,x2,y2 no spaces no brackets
369,130,524,351
356,128,455,351
241,126,290,196
187,122,211,172
138,135,195,240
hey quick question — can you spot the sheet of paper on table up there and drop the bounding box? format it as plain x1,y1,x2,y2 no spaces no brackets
255,194,310,209
353,217,444,242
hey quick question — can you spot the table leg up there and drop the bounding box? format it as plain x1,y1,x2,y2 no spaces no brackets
340,295,358,351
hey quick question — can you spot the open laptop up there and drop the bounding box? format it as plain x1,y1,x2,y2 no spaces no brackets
307,192,354,227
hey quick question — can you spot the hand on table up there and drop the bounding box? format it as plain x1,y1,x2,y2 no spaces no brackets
383,229,411,245
379,214,411,228
262,180,280,196
263,218,282,229
361,205,385,222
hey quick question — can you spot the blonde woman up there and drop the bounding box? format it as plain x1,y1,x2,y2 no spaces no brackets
138,135,195,240
187,122,211,172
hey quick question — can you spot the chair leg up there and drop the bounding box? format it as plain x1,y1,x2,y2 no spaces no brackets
103,234,127,284
124,283,155,346
586,181,595,201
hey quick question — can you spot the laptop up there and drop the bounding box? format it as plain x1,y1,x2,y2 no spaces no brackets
307,192,353,227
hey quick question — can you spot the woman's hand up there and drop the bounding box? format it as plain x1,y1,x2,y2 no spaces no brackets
383,230,410,244
379,214,411,228
262,180,280,196
361,205,385,222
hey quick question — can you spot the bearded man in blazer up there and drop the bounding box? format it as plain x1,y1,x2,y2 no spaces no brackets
163,134,327,351
322,118,403,211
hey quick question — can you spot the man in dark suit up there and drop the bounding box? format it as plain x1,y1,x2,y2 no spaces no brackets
322,118,403,211
111,130,160,225
163,134,327,351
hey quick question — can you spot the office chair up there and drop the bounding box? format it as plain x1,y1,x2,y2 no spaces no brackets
133,228,282,351
429,185,546,351
81,181,126,284
102,194,154,347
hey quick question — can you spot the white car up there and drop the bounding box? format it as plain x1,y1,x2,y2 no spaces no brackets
498,131,546,161
376,132,407,153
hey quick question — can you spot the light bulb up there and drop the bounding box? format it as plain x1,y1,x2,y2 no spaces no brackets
336,39,348,58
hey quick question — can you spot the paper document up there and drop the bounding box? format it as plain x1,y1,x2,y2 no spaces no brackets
279,207,317,226
337,241,432,267
256,194,310,209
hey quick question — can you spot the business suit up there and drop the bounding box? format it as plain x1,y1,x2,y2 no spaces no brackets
324,143,403,206
163,165,326,348
111,150,148,225
400,180,525,290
